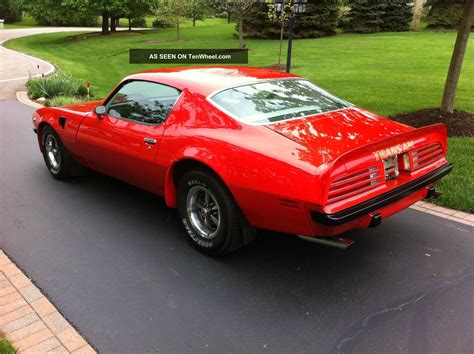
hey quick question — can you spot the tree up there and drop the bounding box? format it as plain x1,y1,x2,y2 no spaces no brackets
186,0,208,26
441,0,474,113
0,0,23,23
411,0,423,30
209,0,234,23
234,0,257,48
243,0,339,39
426,0,466,29
267,2,293,65
345,0,411,33
380,1,411,32
156,0,188,40
124,0,152,30
24,0,98,26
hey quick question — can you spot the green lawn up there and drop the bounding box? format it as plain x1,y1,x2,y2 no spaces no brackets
0,332,16,354
4,23,473,212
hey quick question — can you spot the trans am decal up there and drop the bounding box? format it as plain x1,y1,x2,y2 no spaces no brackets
373,141,415,161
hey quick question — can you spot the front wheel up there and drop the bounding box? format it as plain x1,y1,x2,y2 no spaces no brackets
177,170,254,256
41,125,76,180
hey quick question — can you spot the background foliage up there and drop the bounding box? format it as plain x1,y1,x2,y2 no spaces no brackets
242,0,339,39
345,0,412,33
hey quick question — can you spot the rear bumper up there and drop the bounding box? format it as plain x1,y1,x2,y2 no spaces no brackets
312,163,453,227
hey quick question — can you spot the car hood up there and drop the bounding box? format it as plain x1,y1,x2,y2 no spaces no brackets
58,100,103,114
265,107,413,164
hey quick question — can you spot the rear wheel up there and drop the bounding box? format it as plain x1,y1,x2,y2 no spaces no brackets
41,125,75,180
177,170,254,256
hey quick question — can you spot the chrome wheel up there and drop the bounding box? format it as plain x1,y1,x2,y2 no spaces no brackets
45,134,61,172
186,185,221,239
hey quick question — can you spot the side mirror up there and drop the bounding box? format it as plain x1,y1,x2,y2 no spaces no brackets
94,105,106,116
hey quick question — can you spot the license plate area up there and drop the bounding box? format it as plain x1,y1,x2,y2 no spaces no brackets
383,156,399,181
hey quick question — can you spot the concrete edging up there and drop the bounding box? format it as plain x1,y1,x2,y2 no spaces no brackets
410,201,473,227
16,91,43,109
0,250,96,354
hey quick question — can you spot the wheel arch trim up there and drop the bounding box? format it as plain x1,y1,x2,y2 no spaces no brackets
164,157,230,209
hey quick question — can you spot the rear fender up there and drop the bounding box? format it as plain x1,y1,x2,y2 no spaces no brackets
163,147,231,208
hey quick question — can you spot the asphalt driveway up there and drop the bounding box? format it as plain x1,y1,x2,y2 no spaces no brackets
0,99,473,353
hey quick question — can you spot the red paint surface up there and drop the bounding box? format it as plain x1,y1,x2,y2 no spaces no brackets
32,66,449,238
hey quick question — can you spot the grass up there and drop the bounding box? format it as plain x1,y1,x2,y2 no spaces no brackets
0,332,16,354
4,23,473,211
434,138,474,212
45,95,86,107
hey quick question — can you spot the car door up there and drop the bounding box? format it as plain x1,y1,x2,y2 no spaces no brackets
76,80,181,193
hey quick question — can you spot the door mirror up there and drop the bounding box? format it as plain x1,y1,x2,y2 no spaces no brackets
94,105,106,116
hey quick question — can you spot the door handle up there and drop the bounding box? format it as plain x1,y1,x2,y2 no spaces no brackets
144,138,157,145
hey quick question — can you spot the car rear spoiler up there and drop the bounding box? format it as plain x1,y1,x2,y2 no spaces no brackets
322,123,448,188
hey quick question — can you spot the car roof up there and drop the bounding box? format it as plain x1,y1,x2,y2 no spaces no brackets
124,66,300,96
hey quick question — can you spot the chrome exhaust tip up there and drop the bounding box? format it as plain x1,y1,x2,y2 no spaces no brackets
297,235,354,249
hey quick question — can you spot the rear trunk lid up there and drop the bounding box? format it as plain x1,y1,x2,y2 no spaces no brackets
265,107,413,164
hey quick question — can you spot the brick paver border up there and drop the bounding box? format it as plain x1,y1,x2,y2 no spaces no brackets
0,250,96,354
411,201,474,227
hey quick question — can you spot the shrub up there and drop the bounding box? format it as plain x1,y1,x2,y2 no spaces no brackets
77,84,92,97
131,17,147,28
27,72,84,100
45,96,84,107
152,17,174,28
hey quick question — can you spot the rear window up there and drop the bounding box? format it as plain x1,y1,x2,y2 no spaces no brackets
210,79,351,125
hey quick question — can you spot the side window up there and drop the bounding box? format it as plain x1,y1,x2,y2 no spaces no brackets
106,81,181,124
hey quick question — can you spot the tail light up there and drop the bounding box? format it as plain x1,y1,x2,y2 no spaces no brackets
328,165,381,203
409,143,444,171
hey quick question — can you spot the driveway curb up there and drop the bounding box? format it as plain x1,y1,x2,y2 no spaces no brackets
411,201,473,226
0,250,96,354
16,91,43,109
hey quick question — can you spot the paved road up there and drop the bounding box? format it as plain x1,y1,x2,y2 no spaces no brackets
0,27,145,100
0,28,98,100
1,99,473,353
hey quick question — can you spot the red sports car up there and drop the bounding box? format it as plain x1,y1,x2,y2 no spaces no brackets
32,66,452,255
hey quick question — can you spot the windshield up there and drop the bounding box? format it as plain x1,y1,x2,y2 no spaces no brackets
210,79,352,125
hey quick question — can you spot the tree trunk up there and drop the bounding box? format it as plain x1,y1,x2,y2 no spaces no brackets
278,22,284,65
176,17,180,40
238,16,244,49
411,0,423,31
111,16,117,32
193,16,196,27
128,18,131,31
227,12,231,24
441,0,474,113
101,13,110,35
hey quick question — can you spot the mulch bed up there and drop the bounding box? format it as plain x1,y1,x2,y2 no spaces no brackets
142,39,182,44
66,31,144,41
265,63,287,71
390,108,474,138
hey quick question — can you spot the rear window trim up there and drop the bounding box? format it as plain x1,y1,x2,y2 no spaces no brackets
206,78,354,126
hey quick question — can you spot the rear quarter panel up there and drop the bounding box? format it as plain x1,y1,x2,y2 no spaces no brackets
158,91,324,234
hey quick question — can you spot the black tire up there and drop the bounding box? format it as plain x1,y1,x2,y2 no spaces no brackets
41,125,76,180
177,170,254,256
